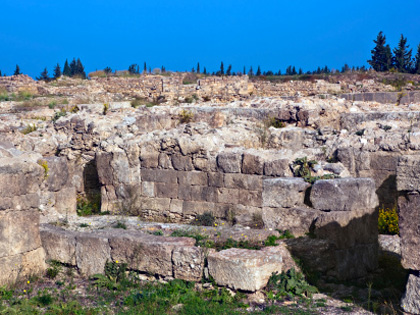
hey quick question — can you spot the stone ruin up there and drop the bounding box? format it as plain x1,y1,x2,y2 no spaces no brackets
1,73,420,311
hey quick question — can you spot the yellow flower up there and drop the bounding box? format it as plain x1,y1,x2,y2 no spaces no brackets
27,280,30,284
24,290,26,293
116,260,119,264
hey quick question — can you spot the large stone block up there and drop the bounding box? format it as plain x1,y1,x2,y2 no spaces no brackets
263,159,293,177
217,152,242,173
0,210,42,257
76,234,111,276
310,178,378,211
20,247,47,280
0,254,22,285
397,155,420,191
216,188,239,204
398,193,420,270
208,247,283,291
177,171,208,186
224,173,262,191
109,232,195,277
401,273,420,314
242,153,264,175
141,169,177,184
44,156,70,192
262,178,310,208
155,182,178,199
40,224,77,265
172,246,205,281
171,155,194,171
208,172,224,187
262,207,321,237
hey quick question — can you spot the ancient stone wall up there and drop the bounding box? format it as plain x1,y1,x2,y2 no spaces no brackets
0,145,46,285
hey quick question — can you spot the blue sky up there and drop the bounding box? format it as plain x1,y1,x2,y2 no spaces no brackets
1,0,420,78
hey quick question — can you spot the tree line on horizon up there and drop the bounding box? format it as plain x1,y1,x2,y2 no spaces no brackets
1,31,419,80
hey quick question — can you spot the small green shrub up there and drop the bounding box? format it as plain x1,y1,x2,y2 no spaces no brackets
76,194,101,216
46,260,62,279
192,212,216,226
79,223,88,228
37,160,49,178
48,101,57,109
113,221,127,229
152,230,163,236
378,206,399,235
179,109,194,124
36,292,53,306
21,124,37,135
265,116,286,128
293,156,339,184
103,103,109,115
52,109,67,122
266,268,318,299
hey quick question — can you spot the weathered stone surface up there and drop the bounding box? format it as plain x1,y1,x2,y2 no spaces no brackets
398,193,420,270
262,178,310,208
177,171,208,186
263,159,292,177
378,234,401,256
242,153,264,175
40,224,77,265
76,234,111,276
0,210,42,257
401,273,420,314
224,173,262,191
109,232,195,276
155,182,178,198
20,248,47,280
310,178,378,211
397,155,420,191
262,207,321,237
0,254,22,285
217,152,242,173
172,246,205,281
314,208,378,249
44,156,70,192
141,169,177,183
54,187,77,215
171,155,194,171
208,247,283,291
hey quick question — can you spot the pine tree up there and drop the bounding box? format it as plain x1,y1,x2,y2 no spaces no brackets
203,67,207,75
76,58,87,78
128,64,138,74
104,67,112,74
220,62,224,75
248,66,254,76
414,44,420,74
37,67,50,81
368,31,393,72
197,62,200,74
144,62,147,73
256,66,261,76
292,66,297,75
14,65,21,76
70,58,77,76
0,70,2,77
243,66,246,76
341,64,350,73
226,64,232,76
286,66,292,75
63,59,71,76
393,34,413,73
53,63,61,79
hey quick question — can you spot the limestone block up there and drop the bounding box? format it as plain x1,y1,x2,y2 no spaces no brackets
262,178,310,208
208,172,224,187
397,155,420,191
171,155,194,171
242,153,264,175
158,153,172,169
172,246,205,281
44,156,70,192
109,233,195,276
182,201,216,216
140,144,159,168
262,207,321,237
314,208,378,249
216,188,239,204
0,254,21,285
224,173,262,191
208,247,283,291
141,181,155,198
20,247,47,280
141,169,177,183
155,182,178,199
177,171,208,186
76,234,111,276
310,178,378,211
378,234,401,256
0,210,42,257
217,152,242,173
398,193,420,270
401,273,420,314
139,197,171,212
170,199,183,214
263,159,292,177
178,185,204,201
54,187,77,215
237,190,262,207
40,224,77,265
178,138,201,155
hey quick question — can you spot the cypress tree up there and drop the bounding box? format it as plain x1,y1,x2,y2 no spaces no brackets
368,31,393,72
76,58,87,78
298,68,303,75
414,44,420,74
292,66,297,75
226,64,232,76
53,63,61,79
70,58,77,76
0,70,2,77
248,66,254,76
14,65,21,76
63,59,71,76
393,34,413,73
144,62,147,73
256,66,261,76
197,62,200,74
243,66,246,76
220,62,224,75
203,67,207,75
37,67,50,81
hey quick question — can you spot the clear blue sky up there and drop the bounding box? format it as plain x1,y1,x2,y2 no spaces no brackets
1,0,420,78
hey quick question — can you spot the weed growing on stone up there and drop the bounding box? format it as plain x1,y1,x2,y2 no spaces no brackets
179,109,194,123
21,124,37,135
292,157,339,184
378,205,399,235
191,211,216,226
46,260,62,279
113,221,127,229
76,194,101,216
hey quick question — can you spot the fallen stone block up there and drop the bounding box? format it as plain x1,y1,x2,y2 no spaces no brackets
76,234,111,276
208,247,283,291
40,224,77,265
172,246,205,281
